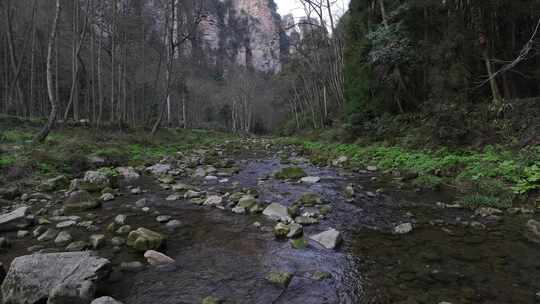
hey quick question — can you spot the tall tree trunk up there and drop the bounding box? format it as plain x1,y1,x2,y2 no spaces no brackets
35,0,61,143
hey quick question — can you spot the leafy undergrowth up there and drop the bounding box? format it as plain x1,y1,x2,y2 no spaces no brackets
278,137,540,208
0,125,231,184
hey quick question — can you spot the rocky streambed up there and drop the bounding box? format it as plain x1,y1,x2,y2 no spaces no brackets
0,138,539,304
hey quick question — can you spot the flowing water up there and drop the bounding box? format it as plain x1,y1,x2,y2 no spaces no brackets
1,145,539,304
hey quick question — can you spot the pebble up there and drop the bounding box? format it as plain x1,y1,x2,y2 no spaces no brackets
17,230,29,238
56,220,77,229
116,225,132,235
111,237,125,246
166,220,182,230
37,228,59,242
90,234,106,249
115,214,127,225
156,215,171,223
144,250,175,265
393,223,413,234
54,231,73,245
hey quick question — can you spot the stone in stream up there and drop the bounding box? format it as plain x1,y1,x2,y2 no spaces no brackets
300,176,321,184
262,203,292,222
0,206,31,232
17,230,29,238
56,220,77,229
232,206,246,214
38,175,69,192
290,238,309,249
135,198,147,208
65,241,90,251
184,190,203,199
237,195,257,209
310,229,342,250
80,170,111,192
0,185,21,200
144,250,175,265
525,219,540,243
0,252,110,304
115,225,132,235
171,183,195,191
110,237,125,246
201,296,221,304
64,190,101,212
287,223,303,238
37,228,59,242
275,167,307,180
295,216,319,226
296,193,323,206
165,220,182,230
312,271,331,281
127,228,165,252
366,165,378,172
332,156,348,167
265,271,293,288
91,296,125,304
130,187,142,194
114,214,127,225
475,207,503,217
33,225,47,238
393,223,413,234
204,195,223,206
344,184,355,198
273,223,290,239
54,231,72,245
90,234,106,249
166,194,180,201
117,167,140,182
146,164,171,175
156,215,171,223
100,193,115,202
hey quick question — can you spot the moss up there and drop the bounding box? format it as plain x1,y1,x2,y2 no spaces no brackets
290,238,309,249
275,166,307,180
265,271,293,287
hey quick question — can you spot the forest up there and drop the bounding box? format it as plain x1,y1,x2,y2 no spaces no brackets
0,0,539,303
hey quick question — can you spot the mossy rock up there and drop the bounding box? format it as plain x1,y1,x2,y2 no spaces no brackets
237,195,257,209
127,228,165,252
273,223,290,239
296,193,323,206
265,271,293,288
275,167,307,180
201,296,221,304
290,238,309,249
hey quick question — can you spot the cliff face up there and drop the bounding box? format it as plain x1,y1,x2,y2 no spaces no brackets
193,0,282,73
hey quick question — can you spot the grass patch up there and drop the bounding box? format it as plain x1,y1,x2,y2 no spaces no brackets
278,137,540,208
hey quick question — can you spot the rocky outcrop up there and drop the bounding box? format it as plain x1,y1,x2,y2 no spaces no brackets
190,0,282,73
1,252,110,304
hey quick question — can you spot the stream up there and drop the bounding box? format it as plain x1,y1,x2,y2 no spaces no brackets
1,139,539,303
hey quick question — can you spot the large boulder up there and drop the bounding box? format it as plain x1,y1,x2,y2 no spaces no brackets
64,190,101,212
0,206,31,232
262,203,291,222
1,252,110,304
127,228,165,252
80,171,110,192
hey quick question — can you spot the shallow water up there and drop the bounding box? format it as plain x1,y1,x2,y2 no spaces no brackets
2,150,539,304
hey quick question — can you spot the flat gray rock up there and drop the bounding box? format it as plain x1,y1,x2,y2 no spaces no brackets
1,252,110,304
310,228,342,249
0,206,30,232
262,203,291,222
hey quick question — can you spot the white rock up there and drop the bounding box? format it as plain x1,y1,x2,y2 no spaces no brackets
146,164,171,175
114,214,127,225
100,193,115,202
56,220,77,229
144,250,175,265
393,223,413,234
310,228,342,249
91,296,125,304
262,203,291,222
204,195,223,206
165,194,180,201
301,176,321,184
